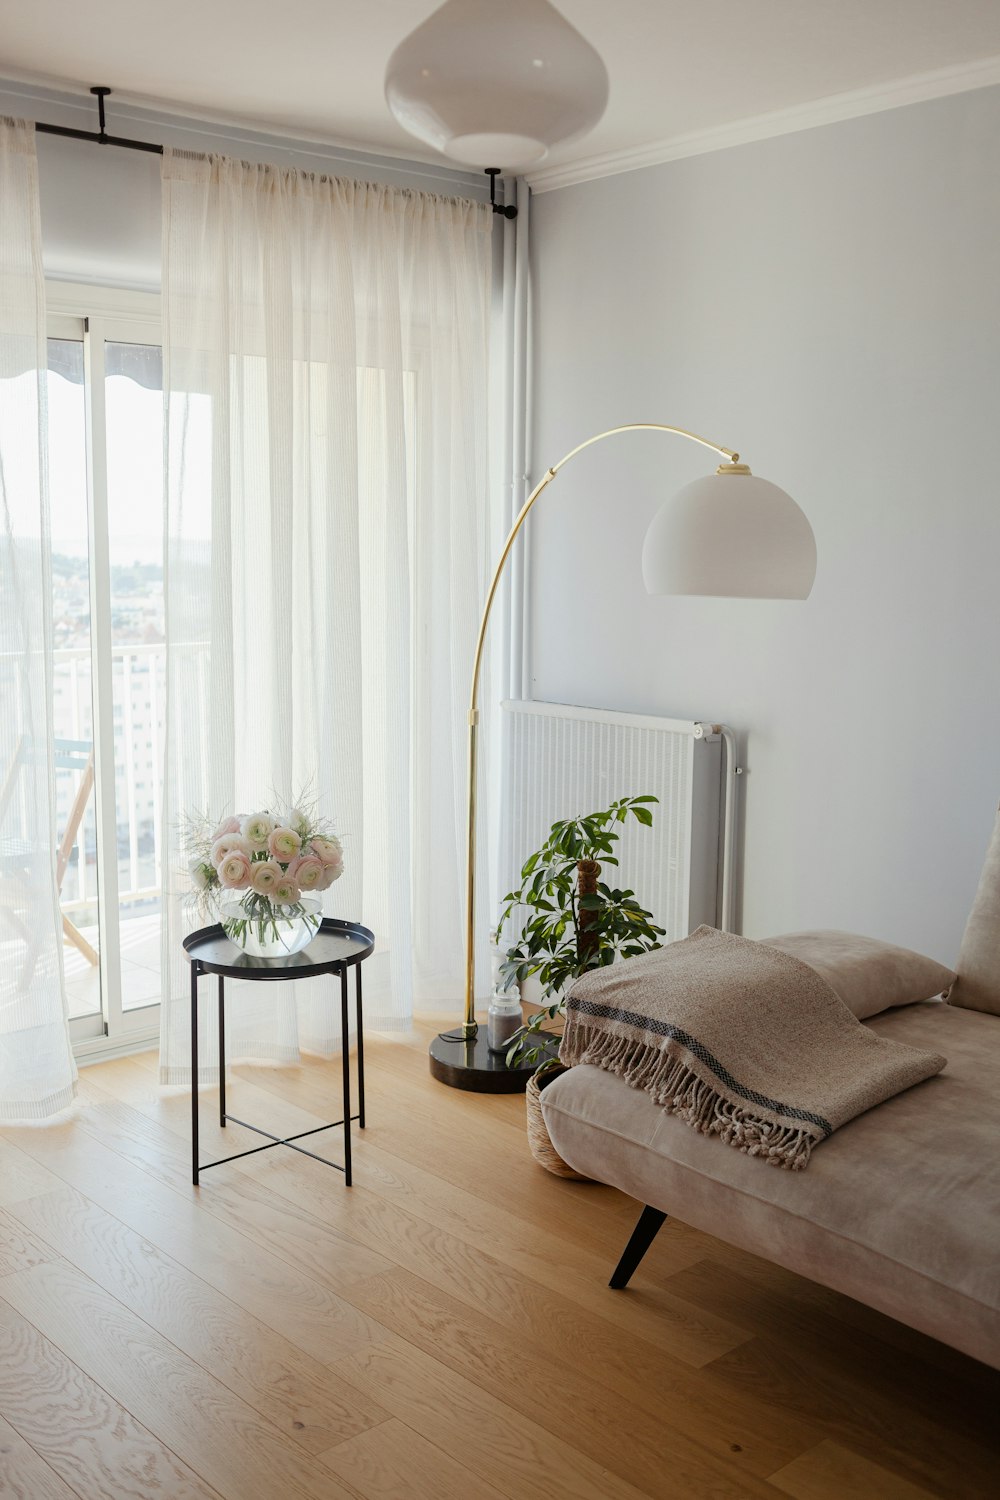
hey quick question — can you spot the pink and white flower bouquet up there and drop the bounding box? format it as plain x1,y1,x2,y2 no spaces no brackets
184,796,344,956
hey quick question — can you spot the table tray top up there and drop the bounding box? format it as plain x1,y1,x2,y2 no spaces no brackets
183,917,374,979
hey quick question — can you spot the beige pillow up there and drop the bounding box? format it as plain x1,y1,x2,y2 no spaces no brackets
761,930,956,1020
949,809,1000,1016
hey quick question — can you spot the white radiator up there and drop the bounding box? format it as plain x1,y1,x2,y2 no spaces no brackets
499,700,734,946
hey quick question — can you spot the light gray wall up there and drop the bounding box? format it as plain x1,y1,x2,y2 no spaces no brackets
527,85,1000,964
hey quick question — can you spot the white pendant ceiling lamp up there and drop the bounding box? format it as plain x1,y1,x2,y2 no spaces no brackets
385,0,609,172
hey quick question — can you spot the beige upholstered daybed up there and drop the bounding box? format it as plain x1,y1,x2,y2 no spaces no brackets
541,819,1000,1370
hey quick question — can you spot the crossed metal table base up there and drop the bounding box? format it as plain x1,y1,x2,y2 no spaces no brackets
184,920,374,1188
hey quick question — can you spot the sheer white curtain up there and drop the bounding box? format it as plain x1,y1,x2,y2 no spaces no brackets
0,118,76,1120
159,149,495,1081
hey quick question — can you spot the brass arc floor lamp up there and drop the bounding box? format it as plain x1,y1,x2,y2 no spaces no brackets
429,423,817,1091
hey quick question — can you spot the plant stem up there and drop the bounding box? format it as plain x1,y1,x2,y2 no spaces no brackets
577,858,600,964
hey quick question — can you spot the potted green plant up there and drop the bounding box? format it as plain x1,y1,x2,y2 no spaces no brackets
496,795,665,1176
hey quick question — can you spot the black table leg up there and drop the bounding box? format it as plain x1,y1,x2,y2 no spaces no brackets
218,975,226,1128
191,961,200,1186
355,964,365,1129
340,966,352,1186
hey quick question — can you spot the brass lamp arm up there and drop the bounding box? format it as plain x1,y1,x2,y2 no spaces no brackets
460,422,739,1037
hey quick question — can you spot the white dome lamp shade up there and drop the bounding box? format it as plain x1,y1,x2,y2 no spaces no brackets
642,463,817,600
385,0,609,172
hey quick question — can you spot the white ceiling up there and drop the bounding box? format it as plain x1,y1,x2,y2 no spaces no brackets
3,0,1000,184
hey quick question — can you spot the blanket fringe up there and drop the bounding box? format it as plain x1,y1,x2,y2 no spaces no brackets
561,1027,816,1170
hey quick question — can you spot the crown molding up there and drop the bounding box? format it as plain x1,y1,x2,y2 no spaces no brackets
525,53,1000,193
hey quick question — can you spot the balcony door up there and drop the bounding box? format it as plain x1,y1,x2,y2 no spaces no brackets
48,287,166,1055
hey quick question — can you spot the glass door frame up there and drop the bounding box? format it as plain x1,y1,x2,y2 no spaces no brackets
48,282,163,1060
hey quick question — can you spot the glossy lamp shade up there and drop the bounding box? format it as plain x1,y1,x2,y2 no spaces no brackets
384,0,609,171
642,470,817,599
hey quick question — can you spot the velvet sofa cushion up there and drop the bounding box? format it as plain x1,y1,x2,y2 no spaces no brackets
761,930,955,1020
949,809,1000,1015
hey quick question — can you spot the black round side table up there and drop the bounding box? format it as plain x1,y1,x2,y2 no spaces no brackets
183,918,374,1188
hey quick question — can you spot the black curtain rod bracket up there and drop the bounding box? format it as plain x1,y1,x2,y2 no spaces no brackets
34,85,163,155
486,168,517,219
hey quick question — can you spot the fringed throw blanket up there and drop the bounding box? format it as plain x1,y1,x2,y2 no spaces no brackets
560,927,946,1170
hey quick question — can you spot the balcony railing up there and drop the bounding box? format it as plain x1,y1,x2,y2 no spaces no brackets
53,643,166,916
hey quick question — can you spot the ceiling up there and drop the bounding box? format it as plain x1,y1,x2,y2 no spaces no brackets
3,0,1000,184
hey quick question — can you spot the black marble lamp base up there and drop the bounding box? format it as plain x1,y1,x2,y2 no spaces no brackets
428,1028,559,1093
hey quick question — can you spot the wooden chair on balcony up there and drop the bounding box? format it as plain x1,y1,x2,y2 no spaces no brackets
0,735,98,968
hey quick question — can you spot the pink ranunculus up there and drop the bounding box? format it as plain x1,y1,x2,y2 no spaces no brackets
211,833,252,867
315,855,343,890
268,826,302,863
310,835,343,867
250,859,283,896
273,876,300,906
219,851,252,890
290,854,324,891
212,816,241,840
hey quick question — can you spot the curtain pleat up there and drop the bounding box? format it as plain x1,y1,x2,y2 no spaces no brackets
0,117,77,1120
159,150,495,1082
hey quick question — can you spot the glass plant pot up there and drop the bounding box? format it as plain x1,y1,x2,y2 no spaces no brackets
218,894,322,959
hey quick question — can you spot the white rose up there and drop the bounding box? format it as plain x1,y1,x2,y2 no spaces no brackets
188,857,213,891
273,876,300,905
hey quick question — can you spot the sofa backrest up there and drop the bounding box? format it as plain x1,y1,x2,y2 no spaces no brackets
950,806,1000,1016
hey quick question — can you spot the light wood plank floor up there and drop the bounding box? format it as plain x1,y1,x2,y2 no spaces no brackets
1,1020,998,1500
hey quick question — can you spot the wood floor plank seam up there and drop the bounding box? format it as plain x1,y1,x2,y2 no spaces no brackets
0,1264,245,1498
67,1096,398,1292
0,1410,88,1500
339,1263,804,1496
8,1090,398,1307
0,1300,230,1500
0,1123,396,1369
328,1335,663,1500
0,1260,369,1500
5,1184,395,1459
320,1415,512,1500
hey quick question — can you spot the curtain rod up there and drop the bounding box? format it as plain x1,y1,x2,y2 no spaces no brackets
31,85,517,213
35,86,163,156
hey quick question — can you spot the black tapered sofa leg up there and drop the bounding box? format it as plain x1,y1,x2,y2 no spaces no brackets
609,1204,668,1289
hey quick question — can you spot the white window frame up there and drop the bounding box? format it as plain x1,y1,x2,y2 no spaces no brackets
48,282,164,1061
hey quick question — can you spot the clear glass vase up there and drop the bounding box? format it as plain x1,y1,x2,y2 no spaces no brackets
218,894,322,958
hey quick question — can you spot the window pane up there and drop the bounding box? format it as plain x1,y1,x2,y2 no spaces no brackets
49,339,103,1022
105,341,164,1011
